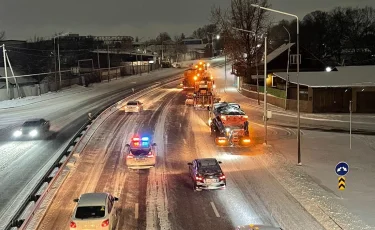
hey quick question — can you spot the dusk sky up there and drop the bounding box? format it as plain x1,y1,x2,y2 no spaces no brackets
0,0,374,40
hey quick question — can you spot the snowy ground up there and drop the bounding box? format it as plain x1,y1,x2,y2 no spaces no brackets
212,66,375,229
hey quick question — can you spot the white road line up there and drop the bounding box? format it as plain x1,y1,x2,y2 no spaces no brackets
210,202,221,218
135,203,139,219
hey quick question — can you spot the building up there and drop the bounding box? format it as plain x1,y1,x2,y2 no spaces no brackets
237,43,375,113
273,66,375,113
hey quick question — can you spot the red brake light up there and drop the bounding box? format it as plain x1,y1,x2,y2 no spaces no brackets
219,175,226,180
101,219,109,227
195,176,203,181
70,221,77,228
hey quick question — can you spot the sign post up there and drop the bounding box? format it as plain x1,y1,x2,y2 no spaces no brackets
349,100,352,149
335,161,349,199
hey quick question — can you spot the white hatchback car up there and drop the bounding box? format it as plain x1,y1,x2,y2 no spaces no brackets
124,101,143,113
70,193,118,230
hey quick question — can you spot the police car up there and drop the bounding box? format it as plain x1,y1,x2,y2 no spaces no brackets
125,136,157,169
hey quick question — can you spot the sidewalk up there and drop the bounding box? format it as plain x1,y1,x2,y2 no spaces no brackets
270,130,375,228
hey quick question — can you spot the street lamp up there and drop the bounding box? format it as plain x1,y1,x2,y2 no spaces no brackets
251,4,301,165
283,26,291,111
233,27,268,145
53,32,70,91
208,32,220,58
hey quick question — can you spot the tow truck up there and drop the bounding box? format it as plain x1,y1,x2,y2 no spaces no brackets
209,102,251,146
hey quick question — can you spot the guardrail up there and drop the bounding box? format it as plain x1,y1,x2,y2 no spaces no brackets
4,75,183,230
4,60,225,230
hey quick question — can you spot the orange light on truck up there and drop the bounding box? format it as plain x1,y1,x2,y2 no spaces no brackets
218,139,226,144
242,139,251,144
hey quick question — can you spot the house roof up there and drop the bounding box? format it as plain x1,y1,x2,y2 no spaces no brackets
273,66,375,88
265,43,295,64
256,43,295,66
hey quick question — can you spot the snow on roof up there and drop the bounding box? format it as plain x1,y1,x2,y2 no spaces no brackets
274,66,375,88
259,43,295,65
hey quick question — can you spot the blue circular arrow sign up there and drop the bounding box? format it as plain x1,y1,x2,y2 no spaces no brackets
335,161,349,176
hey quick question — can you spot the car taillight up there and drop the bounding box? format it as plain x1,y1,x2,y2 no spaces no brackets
242,139,251,143
195,176,204,181
101,219,109,227
219,175,226,180
70,221,76,228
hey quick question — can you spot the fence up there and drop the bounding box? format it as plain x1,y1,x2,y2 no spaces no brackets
0,62,161,101
241,83,311,112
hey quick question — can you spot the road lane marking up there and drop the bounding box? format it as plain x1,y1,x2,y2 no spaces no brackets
210,202,220,218
135,203,139,219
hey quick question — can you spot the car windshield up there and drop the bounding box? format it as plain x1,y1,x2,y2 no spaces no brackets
23,121,41,127
127,101,138,105
131,149,150,156
75,206,105,219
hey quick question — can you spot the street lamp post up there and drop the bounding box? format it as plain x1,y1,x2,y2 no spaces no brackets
53,32,69,91
251,4,301,165
233,27,268,144
283,26,291,110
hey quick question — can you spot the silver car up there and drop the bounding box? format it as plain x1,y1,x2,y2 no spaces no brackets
70,193,118,230
124,101,143,113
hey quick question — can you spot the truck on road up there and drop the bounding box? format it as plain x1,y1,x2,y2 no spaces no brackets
209,102,250,146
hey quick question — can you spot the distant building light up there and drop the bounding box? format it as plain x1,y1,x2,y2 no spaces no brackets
326,67,332,72
149,61,154,64
362,88,365,91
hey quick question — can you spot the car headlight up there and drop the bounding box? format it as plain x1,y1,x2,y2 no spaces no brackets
29,129,38,137
13,130,22,137
225,128,230,132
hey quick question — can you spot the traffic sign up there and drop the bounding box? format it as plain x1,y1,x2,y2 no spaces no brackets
335,161,349,176
338,176,346,190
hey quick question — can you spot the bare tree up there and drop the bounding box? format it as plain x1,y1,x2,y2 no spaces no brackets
211,0,270,78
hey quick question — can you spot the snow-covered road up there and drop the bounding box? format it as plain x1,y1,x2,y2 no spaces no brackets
0,68,186,227
34,73,324,230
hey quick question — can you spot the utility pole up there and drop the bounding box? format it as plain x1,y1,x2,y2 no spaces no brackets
2,45,9,99
349,100,352,149
107,44,110,82
6,52,20,97
255,44,260,105
224,49,227,92
53,38,57,92
58,38,62,90
264,34,268,145
96,46,100,69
